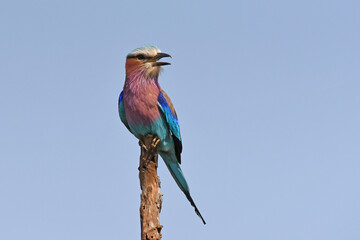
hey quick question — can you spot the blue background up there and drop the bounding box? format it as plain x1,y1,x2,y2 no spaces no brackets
1,0,359,239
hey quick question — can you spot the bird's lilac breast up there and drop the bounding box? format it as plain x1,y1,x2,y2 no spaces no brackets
123,80,161,127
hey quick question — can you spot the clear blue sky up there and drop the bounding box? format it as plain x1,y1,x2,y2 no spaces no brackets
1,0,359,239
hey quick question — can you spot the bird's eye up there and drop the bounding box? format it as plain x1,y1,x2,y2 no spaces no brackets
137,54,145,60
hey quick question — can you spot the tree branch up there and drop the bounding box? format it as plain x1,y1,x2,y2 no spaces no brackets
139,135,163,240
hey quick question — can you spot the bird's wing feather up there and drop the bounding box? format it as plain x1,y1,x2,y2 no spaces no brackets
118,91,131,132
158,90,183,164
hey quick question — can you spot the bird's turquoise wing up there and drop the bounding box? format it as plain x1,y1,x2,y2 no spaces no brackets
158,90,182,163
118,91,131,132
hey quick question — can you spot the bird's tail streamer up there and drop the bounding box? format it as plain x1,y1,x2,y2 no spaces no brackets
160,152,206,224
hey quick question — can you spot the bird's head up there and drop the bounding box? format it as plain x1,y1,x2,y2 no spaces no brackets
125,46,171,79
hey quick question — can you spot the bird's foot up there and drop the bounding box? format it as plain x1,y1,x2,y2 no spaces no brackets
152,137,161,148
139,140,148,151
139,137,159,151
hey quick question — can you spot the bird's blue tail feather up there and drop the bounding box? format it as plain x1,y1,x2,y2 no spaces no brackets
160,151,206,224
160,151,189,193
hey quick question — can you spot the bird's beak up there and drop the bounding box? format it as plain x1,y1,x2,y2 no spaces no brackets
149,53,172,66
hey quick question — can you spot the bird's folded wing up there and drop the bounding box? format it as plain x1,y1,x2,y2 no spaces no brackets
158,90,183,163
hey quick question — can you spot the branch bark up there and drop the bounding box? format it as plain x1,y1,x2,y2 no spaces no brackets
139,135,163,240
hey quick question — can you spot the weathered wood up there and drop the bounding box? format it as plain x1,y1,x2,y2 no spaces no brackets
139,135,163,240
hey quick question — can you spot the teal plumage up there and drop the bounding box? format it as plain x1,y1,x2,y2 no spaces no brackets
118,46,205,224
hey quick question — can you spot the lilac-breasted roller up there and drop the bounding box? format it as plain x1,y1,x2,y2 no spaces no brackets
118,46,206,224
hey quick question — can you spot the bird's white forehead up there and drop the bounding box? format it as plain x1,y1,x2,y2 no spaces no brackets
127,46,161,58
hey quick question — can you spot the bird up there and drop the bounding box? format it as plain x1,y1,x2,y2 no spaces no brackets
118,46,206,224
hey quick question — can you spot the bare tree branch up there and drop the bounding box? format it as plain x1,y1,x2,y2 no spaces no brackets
139,135,163,240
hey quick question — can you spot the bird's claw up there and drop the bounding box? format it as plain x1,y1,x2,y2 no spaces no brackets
139,137,159,151
139,140,148,151
152,137,161,148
